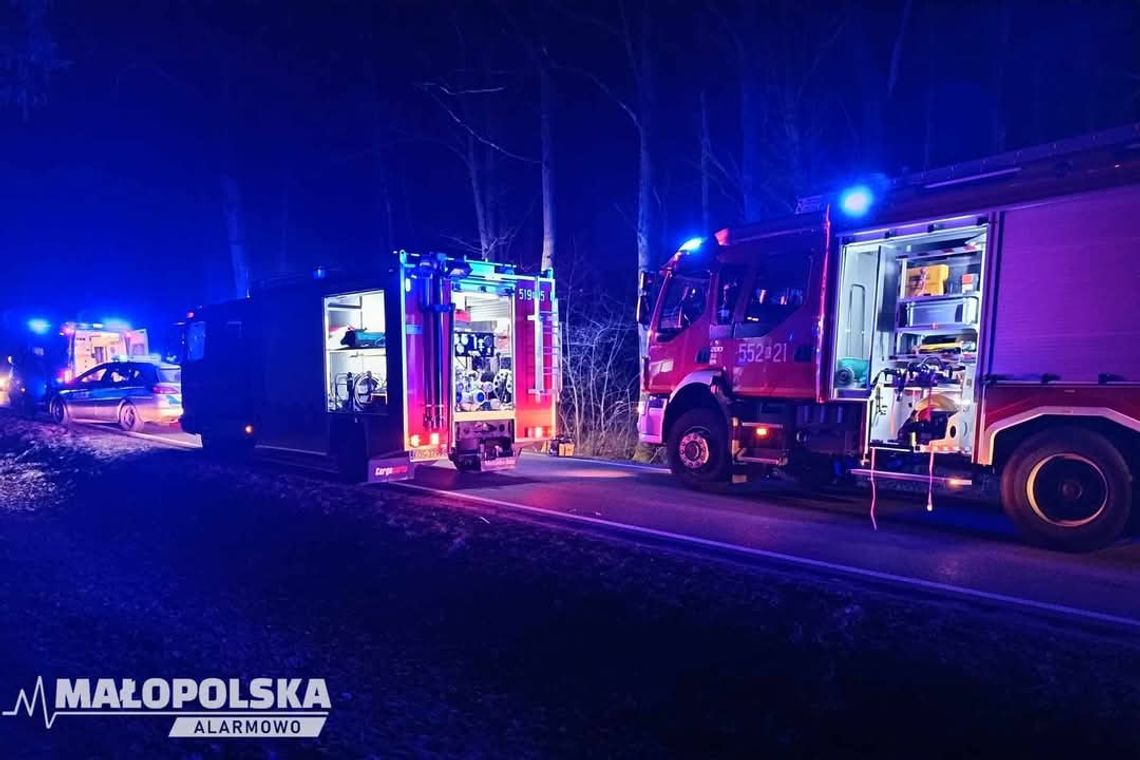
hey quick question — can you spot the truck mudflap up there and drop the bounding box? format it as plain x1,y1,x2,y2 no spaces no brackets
451,444,521,473
367,455,416,484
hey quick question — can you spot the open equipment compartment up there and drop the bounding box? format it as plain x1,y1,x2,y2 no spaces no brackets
450,279,517,469
324,290,388,415
831,217,988,458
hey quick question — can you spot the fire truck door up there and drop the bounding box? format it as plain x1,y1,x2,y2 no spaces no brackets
720,222,828,400
513,277,557,440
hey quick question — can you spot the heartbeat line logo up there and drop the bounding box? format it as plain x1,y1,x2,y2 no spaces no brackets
3,676,331,738
3,677,59,728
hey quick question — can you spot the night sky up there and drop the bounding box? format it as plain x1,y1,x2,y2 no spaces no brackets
2,0,1139,338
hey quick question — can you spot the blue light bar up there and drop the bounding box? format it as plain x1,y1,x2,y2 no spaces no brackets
27,318,51,335
678,237,704,253
838,185,874,217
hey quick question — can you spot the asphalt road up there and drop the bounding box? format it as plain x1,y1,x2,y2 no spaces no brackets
121,424,1140,629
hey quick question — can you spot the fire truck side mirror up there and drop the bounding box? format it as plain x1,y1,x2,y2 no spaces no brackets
636,271,655,326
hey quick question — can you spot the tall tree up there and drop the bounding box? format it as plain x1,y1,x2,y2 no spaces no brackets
539,61,556,273
555,0,658,351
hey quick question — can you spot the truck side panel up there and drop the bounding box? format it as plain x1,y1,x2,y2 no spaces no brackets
514,276,558,442
987,184,1140,384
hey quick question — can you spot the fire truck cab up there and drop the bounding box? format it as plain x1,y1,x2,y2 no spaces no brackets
637,124,1140,551
180,252,557,483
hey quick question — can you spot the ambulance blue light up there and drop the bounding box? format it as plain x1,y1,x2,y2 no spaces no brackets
679,237,704,253
838,185,874,217
27,318,51,335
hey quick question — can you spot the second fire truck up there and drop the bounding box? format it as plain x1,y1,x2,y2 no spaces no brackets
180,251,558,482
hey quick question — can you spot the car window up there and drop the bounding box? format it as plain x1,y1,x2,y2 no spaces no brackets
740,254,811,337
657,276,708,333
157,367,181,384
185,321,207,361
77,367,107,384
715,265,747,324
106,366,141,385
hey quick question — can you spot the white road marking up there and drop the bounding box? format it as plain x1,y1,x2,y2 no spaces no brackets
79,424,201,450
397,482,1140,631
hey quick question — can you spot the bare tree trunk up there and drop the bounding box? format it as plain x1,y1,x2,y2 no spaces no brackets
699,89,711,231
633,2,656,357
220,173,251,298
739,71,762,221
540,64,556,273
466,133,491,259
887,0,913,98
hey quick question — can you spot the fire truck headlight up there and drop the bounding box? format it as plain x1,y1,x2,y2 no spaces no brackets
409,434,421,448
429,432,440,446
838,185,874,217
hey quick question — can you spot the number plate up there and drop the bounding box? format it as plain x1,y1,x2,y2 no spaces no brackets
410,445,445,462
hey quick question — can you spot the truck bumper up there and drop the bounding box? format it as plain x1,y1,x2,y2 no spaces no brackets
637,394,665,445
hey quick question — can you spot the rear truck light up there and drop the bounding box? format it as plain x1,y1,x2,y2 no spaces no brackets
152,384,179,394
754,426,770,438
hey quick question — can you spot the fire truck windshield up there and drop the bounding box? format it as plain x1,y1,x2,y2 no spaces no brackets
656,275,709,335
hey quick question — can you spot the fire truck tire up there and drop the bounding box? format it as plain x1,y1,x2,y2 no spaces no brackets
667,408,731,488
1000,427,1131,552
118,402,145,432
49,396,70,426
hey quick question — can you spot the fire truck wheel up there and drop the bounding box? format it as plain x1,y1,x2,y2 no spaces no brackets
668,408,730,488
1001,427,1132,552
118,402,145,432
49,396,70,426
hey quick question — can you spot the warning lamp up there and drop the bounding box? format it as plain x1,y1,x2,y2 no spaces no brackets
409,434,422,448
429,432,440,446
754,426,770,438
678,237,704,253
838,185,874,218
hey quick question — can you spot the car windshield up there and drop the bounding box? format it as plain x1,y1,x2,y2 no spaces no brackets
157,367,181,384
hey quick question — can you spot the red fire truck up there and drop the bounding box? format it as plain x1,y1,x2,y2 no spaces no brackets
180,251,558,482
637,124,1140,551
